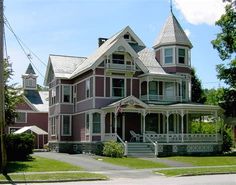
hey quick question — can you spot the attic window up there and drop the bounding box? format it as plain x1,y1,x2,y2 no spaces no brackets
124,34,130,40
112,54,124,64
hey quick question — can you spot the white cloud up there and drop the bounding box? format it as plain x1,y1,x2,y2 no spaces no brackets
184,29,191,37
174,0,226,25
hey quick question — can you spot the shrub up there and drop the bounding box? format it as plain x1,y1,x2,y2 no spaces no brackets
102,141,124,158
222,125,233,152
6,133,35,161
94,142,104,156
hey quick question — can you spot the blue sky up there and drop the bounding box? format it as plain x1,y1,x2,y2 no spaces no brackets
4,0,227,89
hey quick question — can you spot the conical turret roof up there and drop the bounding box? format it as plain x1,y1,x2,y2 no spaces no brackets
25,63,36,75
153,13,192,49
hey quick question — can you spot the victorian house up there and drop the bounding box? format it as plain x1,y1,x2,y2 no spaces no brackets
7,64,49,149
45,12,222,156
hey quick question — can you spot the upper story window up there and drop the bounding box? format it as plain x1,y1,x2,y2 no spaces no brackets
86,79,90,98
62,115,71,136
149,81,157,95
188,49,191,65
63,85,71,103
112,79,124,97
112,54,124,64
178,48,186,64
124,34,130,40
86,114,90,134
51,117,56,136
15,112,27,123
164,48,173,64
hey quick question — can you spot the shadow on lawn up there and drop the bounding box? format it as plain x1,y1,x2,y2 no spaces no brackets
6,157,34,173
3,174,17,185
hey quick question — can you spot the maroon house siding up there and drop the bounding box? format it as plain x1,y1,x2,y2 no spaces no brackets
16,101,33,111
163,66,192,74
76,99,93,112
60,104,73,114
95,68,104,75
105,113,111,133
106,77,110,97
95,77,104,97
141,81,147,95
92,135,101,141
132,79,139,98
95,98,115,109
155,49,161,62
73,114,85,141
72,70,93,84
77,81,85,101
126,79,131,96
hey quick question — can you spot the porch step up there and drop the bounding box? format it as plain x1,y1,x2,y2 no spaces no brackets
127,142,155,157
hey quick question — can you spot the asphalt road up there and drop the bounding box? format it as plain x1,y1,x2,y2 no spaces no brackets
29,174,236,185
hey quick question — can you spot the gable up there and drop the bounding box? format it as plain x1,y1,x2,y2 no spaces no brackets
16,97,36,111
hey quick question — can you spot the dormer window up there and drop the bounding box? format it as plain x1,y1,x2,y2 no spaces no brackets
178,48,186,64
124,34,130,40
112,54,124,64
164,48,173,64
25,78,36,88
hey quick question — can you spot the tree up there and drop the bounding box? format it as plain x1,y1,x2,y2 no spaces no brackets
204,88,225,105
191,68,206,103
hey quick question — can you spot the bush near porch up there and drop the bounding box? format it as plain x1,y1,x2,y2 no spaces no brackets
102,141,124,158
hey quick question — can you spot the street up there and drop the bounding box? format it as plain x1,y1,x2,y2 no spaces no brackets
29,174,236,185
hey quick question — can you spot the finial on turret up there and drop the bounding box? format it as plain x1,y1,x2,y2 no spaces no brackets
170,0,173,13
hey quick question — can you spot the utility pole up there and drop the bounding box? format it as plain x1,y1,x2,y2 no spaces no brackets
0,0,7,172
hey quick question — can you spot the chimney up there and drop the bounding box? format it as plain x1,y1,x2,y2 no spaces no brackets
98,38,108,47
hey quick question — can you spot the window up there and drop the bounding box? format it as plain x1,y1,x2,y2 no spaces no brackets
15,112,26,123
9,127,20,134
63,85,71,103
188,49,191,65
149,81,157,95
86,114,90,134
62,115,71,136
25,78,36,88
164,48,173,64
112,79,124,97
165,82,174,98
112,54,124,64
51,117,56,136
86,79,90,98
178,48,185,64
124,34,130,40
182,81,187,99
93,113,101,134
51,88,56,105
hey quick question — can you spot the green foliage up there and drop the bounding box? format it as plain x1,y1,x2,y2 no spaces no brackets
102,141,124,158
222,125,233,152
190,121,217,134
191,68,206,103
94,142,104,156
211,4,236,61
219,88,236,117
6,133,35,161
4,59,23,125
204,88,225,105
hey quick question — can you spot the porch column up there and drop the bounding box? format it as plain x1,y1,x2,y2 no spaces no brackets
180,81,183,103
166,111,169,143
214,110,218,142
89,113,93,142
142,111,146,142
147,78,149,101
109,112,112,133
114,114,117,134
122,114,125,140
101,113,106,141
181,110,184,143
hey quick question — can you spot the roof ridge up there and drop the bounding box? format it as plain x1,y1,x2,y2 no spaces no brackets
49,54,87,59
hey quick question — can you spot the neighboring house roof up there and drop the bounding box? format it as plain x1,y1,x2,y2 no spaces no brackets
153,13,192,49
14,125,48,135
138,48,166,75
25,63,36,75
24,90,49,112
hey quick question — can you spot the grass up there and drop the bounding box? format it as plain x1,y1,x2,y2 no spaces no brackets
156,166,236,177
6,156,82,173
96,157,169,169
163,155,236,166
0,173,107,182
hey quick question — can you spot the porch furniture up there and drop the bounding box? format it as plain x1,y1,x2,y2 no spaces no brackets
130,130,143,142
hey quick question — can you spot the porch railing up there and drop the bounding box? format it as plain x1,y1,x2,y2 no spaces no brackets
141,95,182,102
144,134,158,156
104,133,128,156
145,133,222,143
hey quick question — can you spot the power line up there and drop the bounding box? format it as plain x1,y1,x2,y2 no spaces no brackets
4,15,46,78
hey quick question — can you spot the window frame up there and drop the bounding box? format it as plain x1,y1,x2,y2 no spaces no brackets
164,48,174,64
92,113,101,134
15,112,27,123
111,78,125,97
51,117,56,136
62,115,71,136
85,113,90,135
62,85,71,103
178,48,186,64
112,53,125,64
85,79,90,98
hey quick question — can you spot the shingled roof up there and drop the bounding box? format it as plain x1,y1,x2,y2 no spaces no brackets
153,13,192,49
25,63,36,75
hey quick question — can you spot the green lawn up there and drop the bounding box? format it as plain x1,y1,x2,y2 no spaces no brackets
163,156,236,166
6,156,82,173
0,172,107,182
156,166,236,177
97,157,169,169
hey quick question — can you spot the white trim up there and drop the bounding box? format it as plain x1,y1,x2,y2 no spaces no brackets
111,77,126,98
62,85,72,103
15,112,27,123
8,127,21,134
